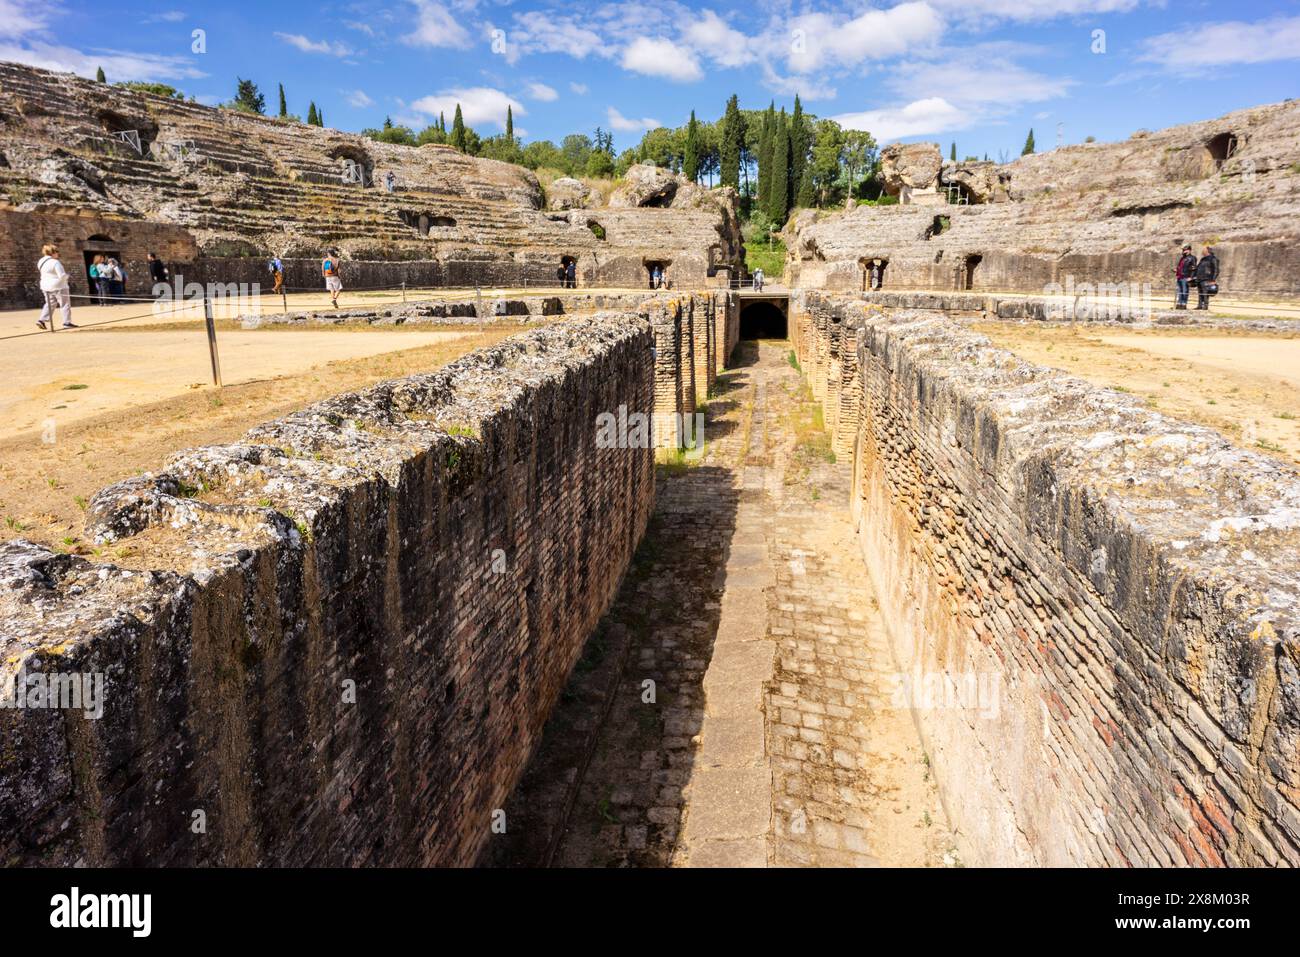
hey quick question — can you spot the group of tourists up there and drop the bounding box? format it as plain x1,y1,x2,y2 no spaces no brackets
87,254,128,304
649,264,666,289
555,260,577,288
1175,244,1220,310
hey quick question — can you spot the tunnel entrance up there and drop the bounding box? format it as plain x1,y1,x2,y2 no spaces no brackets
862,258,888,291
740,298,788,339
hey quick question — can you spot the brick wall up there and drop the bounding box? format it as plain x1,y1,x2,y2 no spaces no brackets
792,291,1300,867
0,313,668,866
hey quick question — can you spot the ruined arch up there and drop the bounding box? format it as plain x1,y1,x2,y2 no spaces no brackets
398,210,457,236
96,108,158,155
328,144,374,186
739,300,788,339
1205,131,1238,171
861,257,888,291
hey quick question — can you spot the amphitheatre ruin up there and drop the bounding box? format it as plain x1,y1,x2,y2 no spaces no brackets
1,60,1299,870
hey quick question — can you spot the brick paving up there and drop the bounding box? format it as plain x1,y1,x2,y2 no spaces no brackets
488,339,954,868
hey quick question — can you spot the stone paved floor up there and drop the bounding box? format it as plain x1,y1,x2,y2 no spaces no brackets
487,339,955,868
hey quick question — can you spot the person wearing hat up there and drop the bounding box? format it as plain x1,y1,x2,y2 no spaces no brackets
1174,244,1197,310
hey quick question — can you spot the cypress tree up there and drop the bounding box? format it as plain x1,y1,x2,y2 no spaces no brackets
506,105,514,144
719,94,742,190
796,164,814,209
757,101,775,214
767,109,789,225
683,110,700,183
96,66,106,83
452,104,467,152
279,83,287,118
1022,128,1035,155
950,142,957,161
307,101,319,126
318,107,323,127
790,95,808,205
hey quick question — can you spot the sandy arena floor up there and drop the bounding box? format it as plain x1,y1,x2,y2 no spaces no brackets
974,323,1300,466
0,324,527,552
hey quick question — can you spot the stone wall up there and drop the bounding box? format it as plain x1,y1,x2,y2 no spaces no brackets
0,312,682,866
0,61,744,306
792,291,1300,867
786,99,1300,300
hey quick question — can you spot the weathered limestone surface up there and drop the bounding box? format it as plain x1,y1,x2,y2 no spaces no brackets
0,62,744,305
0,293,738,867
789,100,1300,298
792,291,1300,867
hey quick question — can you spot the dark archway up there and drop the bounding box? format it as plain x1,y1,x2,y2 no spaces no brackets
862,258,888,291
1206,132,1238,171
740,300,788,339
962,254,982,290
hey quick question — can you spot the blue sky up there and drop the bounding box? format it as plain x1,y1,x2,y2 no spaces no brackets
2,0,1298,159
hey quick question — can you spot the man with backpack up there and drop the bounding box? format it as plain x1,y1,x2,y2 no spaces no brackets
1174,244,1196,309
269,255,284,296
36,244,77,329
322,250,343,308
1195,246,1219,310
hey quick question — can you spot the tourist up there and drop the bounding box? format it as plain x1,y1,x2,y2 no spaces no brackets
753,267,764,291
322,249,343,308
384,171,396,193
565,258,577,289
1195,245,1219,310
107,257,126,299
556,262,566,287
147,252,168,289
269,255,284,296
1174,244,1196,309
36,244,76,329
89,254,110,305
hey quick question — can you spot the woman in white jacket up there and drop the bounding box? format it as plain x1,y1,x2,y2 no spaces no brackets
37,244,76,329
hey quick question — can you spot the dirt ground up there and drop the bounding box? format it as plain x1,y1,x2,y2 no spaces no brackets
0,326,526,553
975,323,1300,466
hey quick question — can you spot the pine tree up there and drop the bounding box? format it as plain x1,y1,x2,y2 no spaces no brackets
96,67,106,83
950,142,957,161
683,110,701,183
1022,128,1035,155
719,94,743,190
234,78,265,115
307,101,319,126
790,95,808,206
451,104,467,152
767,109,789,225
278,84,288,118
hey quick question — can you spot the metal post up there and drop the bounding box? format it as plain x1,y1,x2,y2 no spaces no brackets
402,280,407,304
203,295,223,387
476,285,483,334
281,284,288,315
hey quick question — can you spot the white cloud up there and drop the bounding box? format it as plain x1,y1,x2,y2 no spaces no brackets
0,0,49,37
1138,15,1300,70
275,32,353,57
410,86,524,130
928,0,1141,23
832,96,969,141
525,81,558,101
890,54,1074,106
569,82,589,95
346,22,377,37
344,89,374,108
508,10,607,61
681,9,754,69
0,39,207,81
607,106,660,133
786,2,944,74
404,0,473,49
620,36,703,82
